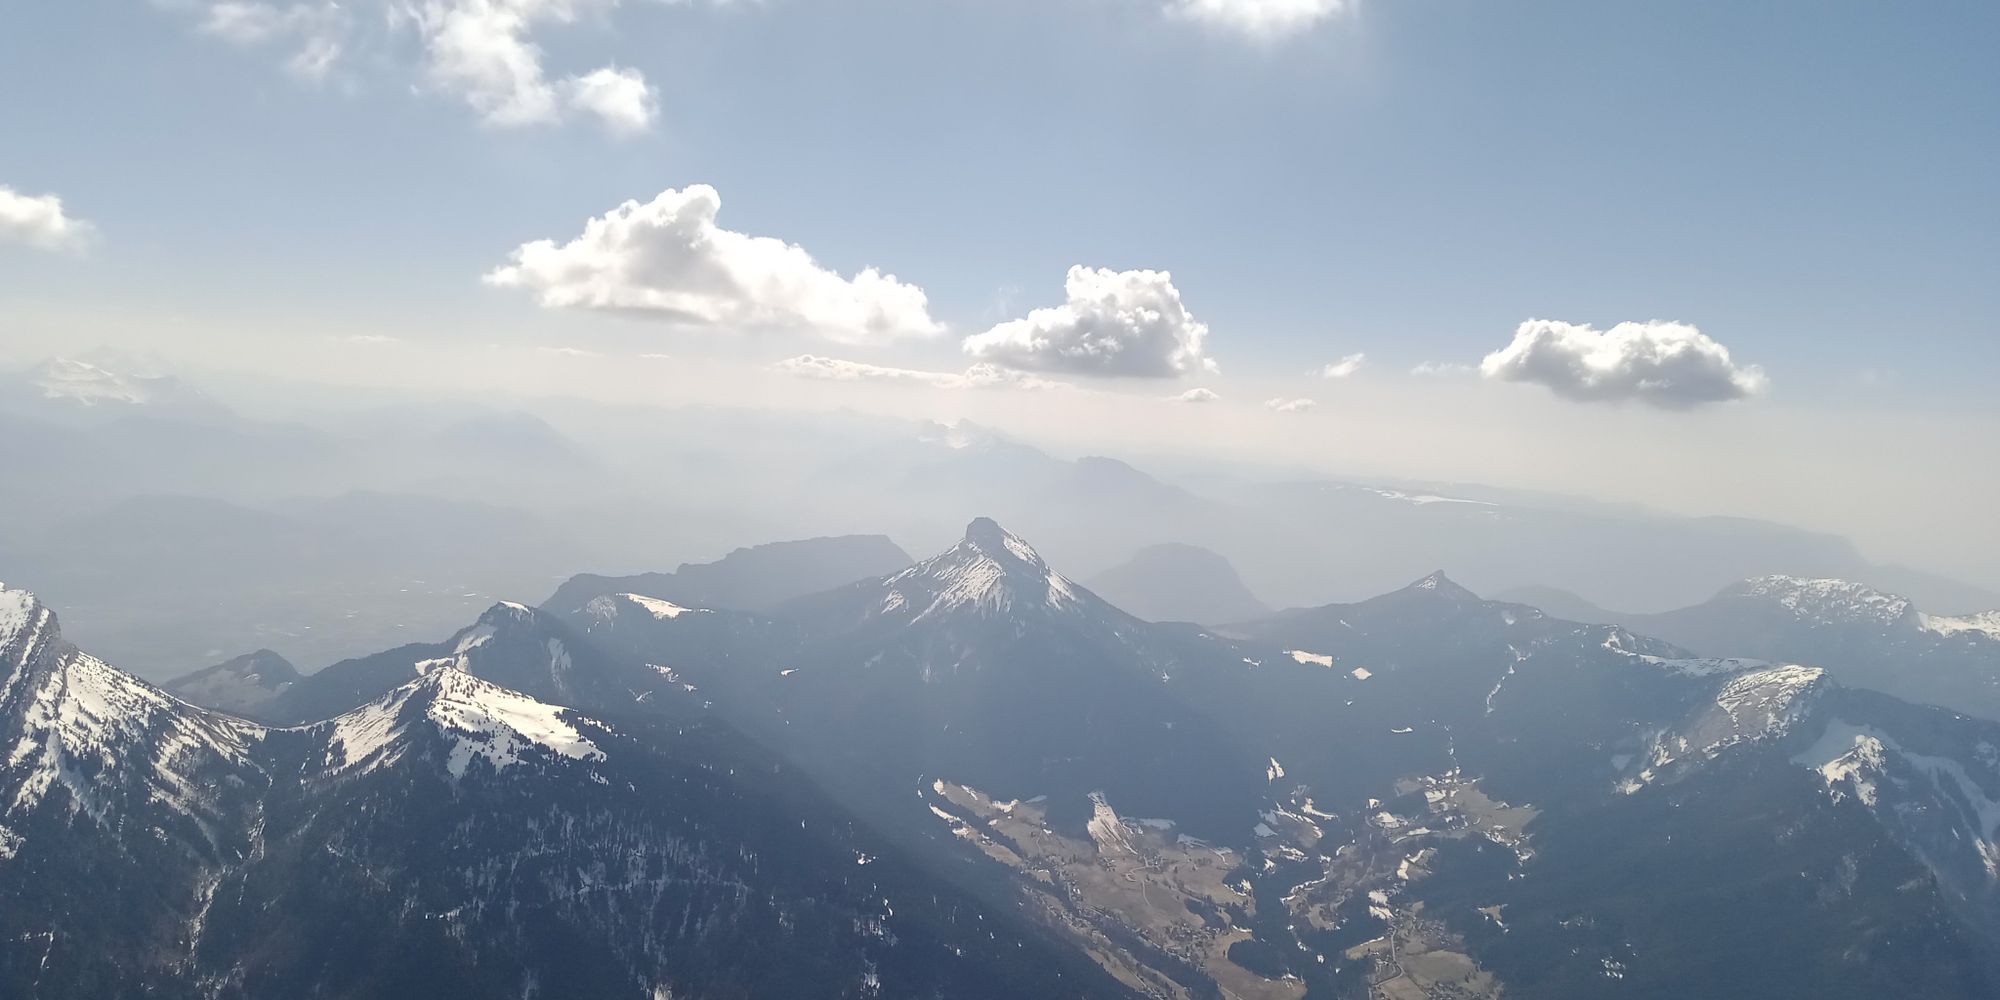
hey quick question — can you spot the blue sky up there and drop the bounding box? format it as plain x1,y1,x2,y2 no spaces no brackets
2,0,1998,576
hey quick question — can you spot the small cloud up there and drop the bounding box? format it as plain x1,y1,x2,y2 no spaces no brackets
1479,318,1767,409
535,346,602,358
561,66,657,137
1166,0,1353,41
342,334,401,345
487,185,940,344
637,352,672,361
775,355,1067,391
0,184,95,253
1410,361,1472,377
1319,352,1366,379
1266,397,1316,413
963,265,1216,379
1173,387,1220,403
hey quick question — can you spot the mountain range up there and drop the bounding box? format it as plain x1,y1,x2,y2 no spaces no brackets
1498,576,2000,720
8,519,2000,997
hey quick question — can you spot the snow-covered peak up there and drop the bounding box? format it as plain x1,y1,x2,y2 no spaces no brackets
32,358,150,406
476,601,538,628
0,585,46,654
583,593,710,623
1727,576,1914,628
3,638,263,834
1709,665,1826,740
1600,627,1769,678
28,357,216,412
1920,610,2000,640
1627,664,1828,792
322,666,606,780
1812,732,1890,807
878,519,1082,620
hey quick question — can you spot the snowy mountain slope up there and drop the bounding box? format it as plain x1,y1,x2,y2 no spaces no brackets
4,358,234,424
1565,574,2000,721
744,518,1268,843
251,601,659,726
0,585,270,996
1206,575,2000,997
0,582,1135,999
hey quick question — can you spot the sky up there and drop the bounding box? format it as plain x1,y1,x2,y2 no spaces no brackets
1,0,1998,582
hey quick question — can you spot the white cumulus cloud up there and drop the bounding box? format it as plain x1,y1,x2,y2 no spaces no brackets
1167,0,1353,41
963,266,1216,379
1266,397,1316,413
168,0,661,132
1320,352,1365,378
406,0,660,133
1174,387,1220,403
561,66,657,137
486,184,942,343
1480,319,1767,409
0,185,95,253
775,355,1066,391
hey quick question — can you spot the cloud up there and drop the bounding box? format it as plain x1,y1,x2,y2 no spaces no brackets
535,345,602,358
1166,0,1353,41
1411,361,1473,377
1319,352,1365,378
197,1,346,80
407,0,660,133
963,266,1216,379
0,185,95,253
1266,397,1315,413
1479,319,1767,409
775,355,1067,391
168,0,660,132
1174,387,1220,403
561,66,657,137
341,334,401,345
486,184,941,343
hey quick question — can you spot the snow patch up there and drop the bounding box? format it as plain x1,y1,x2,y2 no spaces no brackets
1734,576,1913,627
1922,611,2000,639
324,669,605,780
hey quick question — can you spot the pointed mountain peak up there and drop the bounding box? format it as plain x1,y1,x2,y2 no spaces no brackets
958,517,1048,567
1406,571,1478,601
322,667,606,779
475,600,541,628
874,520,1085,620
0,583,54,652
963,515,1006,547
